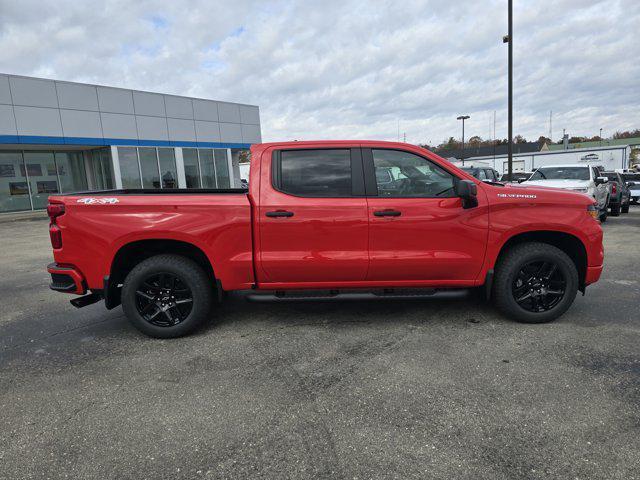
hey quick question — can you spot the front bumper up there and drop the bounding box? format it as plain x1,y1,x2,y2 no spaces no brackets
47,263,86,295
585,265,603,285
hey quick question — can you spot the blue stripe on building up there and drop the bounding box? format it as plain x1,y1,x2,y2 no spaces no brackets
0,135,252,150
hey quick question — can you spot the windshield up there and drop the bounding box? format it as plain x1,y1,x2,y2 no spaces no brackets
529,167,590,181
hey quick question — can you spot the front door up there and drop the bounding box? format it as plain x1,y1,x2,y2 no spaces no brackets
258,147,369,284
364,148,488,282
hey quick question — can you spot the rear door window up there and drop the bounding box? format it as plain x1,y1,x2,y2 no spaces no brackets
277,149,353,197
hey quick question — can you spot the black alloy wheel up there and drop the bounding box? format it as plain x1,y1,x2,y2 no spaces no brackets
512,260,566,313
135,273,194,327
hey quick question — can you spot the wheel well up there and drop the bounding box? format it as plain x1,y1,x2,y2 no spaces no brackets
106,239,216,308
496,231,587,289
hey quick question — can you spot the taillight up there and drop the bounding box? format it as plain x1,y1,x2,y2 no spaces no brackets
611,183,617,194
47,203,65,221
49,224,62,249
47,203,65,249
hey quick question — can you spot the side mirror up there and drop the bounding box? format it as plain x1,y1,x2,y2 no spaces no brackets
455,179,478,209
595,176,609,185
627,182,635,187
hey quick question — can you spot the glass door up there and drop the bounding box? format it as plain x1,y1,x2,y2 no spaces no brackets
0,151,32,213
23,152,59,210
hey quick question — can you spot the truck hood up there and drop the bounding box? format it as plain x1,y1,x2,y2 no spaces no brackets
520,179,590,190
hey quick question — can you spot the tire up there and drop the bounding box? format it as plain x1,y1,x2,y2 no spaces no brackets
610,203,620,216
621,204,629,214
121,254,214,338
493,242,579,324
599,208,608,223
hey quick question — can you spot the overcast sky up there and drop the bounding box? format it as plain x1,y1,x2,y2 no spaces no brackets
1,0,638,145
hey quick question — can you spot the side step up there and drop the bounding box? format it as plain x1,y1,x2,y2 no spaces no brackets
245,288,465,303
70,292,103,309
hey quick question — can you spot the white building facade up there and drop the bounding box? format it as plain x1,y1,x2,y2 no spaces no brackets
0,74,261,213
464,145,631,175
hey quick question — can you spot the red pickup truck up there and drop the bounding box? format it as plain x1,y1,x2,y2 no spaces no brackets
47,141,604,338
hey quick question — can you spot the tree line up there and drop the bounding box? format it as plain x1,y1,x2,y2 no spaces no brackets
421,128,640,152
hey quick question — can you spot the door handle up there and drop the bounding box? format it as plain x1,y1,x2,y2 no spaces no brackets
266,210,294,218
373,209,401,217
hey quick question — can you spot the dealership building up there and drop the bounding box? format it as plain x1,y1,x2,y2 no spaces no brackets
0,73,261,213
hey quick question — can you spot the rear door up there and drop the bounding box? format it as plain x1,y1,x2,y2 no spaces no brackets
364,148,488,282
257,147,369,284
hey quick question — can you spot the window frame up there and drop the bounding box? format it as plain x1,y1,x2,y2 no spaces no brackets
362,147,461,198
271,147,365,198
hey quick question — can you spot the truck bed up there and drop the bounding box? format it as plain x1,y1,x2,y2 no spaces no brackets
49,190,254,292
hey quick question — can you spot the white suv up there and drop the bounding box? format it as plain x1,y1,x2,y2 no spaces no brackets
522,164,610,221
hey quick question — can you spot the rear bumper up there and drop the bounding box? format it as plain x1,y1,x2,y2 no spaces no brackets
585,265,603,285
47,263,86,295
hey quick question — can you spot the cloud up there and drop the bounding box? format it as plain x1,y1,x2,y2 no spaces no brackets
0,0,638,145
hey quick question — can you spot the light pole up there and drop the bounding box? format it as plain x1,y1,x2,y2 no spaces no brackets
503,0,513,180
600,128,603,147
457,115,470,165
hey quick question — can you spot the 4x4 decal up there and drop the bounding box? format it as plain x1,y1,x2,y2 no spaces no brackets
76,197,119,205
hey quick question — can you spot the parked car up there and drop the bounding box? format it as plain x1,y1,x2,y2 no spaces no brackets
602,171,630,215
501,172,532,183
621,172,640,204
460,166,501,183
522,164,610,222
46,141,603,338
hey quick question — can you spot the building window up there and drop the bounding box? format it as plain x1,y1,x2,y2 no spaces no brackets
54,152,88,193
0,151,32,213
138,147,160,188
214,150,230,188
23,152,58,209
182,148,201,188
87,148,114,190
158,148,178,188
118,147,142,189
199,149,216,188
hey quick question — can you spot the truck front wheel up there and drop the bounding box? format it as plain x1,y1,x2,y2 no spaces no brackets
121,254,214,338
493,242,578,324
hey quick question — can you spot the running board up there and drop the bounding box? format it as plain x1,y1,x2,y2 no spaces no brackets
245,288,466,303
70,292,103,308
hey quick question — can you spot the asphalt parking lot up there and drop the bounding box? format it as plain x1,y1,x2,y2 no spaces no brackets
1,210,639,480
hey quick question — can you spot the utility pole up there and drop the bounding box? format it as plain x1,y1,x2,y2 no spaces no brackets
403,132,406,143
503,0,513,180
493,110,497,161
600,128,603,147
457,115,470,166
549,110,552,141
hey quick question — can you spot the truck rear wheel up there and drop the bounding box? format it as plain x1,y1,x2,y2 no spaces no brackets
121,254,213,338
493,242,578,324
610,203,621,216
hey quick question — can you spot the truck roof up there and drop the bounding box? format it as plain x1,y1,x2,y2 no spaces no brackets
255,140,428,149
